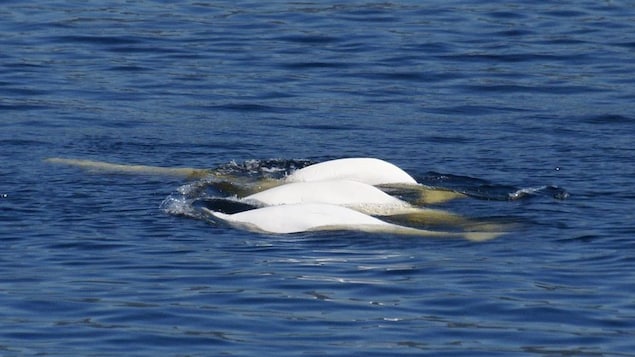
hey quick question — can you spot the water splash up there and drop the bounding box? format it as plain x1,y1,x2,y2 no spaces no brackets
161,159,312,218
159,195,197,217
215,159,314,180
508,186,570,200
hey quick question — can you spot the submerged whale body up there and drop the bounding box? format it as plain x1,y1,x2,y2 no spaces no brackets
285,158,418,185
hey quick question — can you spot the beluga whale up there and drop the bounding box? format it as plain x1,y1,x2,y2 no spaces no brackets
45,157,465,204
283,157,418,185
236,179,476,227
45,157,417,184
203,203,501,242
243,180,411,212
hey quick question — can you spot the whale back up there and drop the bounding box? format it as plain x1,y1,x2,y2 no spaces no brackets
203,203,503,241
244,180,408,207
205,203,393,234
285,158,417,185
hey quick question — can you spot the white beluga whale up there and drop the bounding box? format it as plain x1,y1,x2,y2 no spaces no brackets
45,157,464,204
240,180,469,226
282,158,464,205
244,180,409,212
203,203,501,242
284,158,418,185
44,157,418,184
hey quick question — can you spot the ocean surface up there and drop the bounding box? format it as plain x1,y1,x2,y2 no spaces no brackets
2,1,635,356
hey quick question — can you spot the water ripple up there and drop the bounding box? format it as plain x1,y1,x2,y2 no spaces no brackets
2,1,635,356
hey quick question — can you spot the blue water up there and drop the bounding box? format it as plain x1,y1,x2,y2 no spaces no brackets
2,1,635,356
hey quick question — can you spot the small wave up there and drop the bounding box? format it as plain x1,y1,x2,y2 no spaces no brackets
508,186,570,200
215,159,314,180
160,195,197,217
508,187,545,200
420,172,569,201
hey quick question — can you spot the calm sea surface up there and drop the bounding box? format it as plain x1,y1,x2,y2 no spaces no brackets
2,1,635,356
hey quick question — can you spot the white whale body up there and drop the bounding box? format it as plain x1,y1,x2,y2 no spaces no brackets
241,180,466,223
45,157,422,190
45,156,419,187
285,158,417,185
205,203,391,234
244,180,412,214
203,203,500,241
